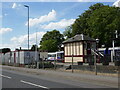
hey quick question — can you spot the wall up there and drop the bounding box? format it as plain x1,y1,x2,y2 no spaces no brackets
64,42,83,56
40,52,48,60
4,52,10,64
64,42,84,63
24,51,39,64
0,51,39,65
10,51,15,64
0,53,4,64
65,57,83,63
19,51,24,64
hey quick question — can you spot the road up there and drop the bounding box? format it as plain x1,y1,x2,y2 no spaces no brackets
0,67,119,90
2,69,81,89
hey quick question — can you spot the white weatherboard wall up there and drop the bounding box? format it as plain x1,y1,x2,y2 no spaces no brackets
65,57,83,62
19,51,24,64
19,51,39,65
64,42,84,63
24,51,29,64
0,51,39,65
10,51,15,64
4,52,10,64
15,51,19,64
30,51,39,63
40,52,48,60
0,53,4,64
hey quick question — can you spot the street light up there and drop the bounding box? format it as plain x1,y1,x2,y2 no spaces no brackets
24,5,29,51
24,5,30,66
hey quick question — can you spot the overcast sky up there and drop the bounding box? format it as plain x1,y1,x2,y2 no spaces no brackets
0,0,117,51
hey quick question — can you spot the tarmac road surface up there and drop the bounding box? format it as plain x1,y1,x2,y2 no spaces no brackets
0,66,119,90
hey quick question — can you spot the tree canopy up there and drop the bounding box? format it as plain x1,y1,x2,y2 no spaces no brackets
88,5,120,47
39,30,64,52
63,26,73,39
0,48,11,54
72,3,104,36
72,3,120,47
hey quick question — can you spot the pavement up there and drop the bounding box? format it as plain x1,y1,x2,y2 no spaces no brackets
0,65,119,89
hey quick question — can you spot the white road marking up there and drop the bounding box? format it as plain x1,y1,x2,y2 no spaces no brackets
0,74,12,79
20,80,49,89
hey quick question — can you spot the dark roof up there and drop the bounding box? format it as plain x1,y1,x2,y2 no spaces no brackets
62,34,96,44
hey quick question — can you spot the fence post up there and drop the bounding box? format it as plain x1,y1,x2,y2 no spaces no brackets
54,57,56,70
94,52,97,75
42,56,44,69
72,54,74,73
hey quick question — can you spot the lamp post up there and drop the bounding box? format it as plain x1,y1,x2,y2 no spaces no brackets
24,5,30,66
95,38,99,75
35,30,38,67
24,5,29,51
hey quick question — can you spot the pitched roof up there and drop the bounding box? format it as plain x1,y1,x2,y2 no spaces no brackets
62,34,96,44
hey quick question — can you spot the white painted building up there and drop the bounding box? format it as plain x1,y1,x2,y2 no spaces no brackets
39,51,48,60
4,52,11,64
15,50,39,65
63,34,96,63
0,53,4,64
0,50,39,65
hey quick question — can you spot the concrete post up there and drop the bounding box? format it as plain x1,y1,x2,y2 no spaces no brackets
94,52,97,75
72,54,74,73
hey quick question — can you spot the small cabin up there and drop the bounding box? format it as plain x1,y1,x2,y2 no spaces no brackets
62,34,96,64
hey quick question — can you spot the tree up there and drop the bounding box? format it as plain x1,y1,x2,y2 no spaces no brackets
72,3,104,37
71,3,120,47
40,39,58,52
31,45,38,51
40,30,64,52
87,6,120,47
0,48,11,54
63,26,73,39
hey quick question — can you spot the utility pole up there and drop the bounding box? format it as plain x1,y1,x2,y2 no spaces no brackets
35,30,37,67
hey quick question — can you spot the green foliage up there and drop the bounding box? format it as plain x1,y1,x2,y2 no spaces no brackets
71,3,120,47
88,6,120,47
38,61,54,68
0,48,11,54
40,30,64,52
72,3,104,37
63,26,73,39
40,39,58,52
